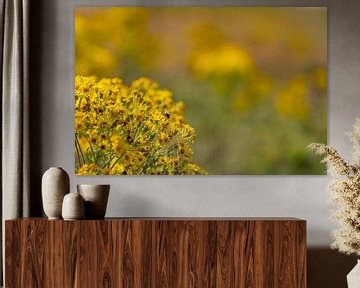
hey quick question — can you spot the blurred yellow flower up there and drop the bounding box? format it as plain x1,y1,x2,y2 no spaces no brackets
276,75,310,119
191,44,255,78
75,8,159,77
233,74,273,114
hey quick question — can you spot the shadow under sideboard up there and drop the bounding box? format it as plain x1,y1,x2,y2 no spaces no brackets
307,248,357,288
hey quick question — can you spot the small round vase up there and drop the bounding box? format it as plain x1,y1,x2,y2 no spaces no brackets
42,167,70,219
77,184,110,219
62,192,85,220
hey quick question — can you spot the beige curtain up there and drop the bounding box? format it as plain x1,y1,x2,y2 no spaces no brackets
0,0,30,284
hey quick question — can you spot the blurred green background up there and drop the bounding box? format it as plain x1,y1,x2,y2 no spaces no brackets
75,7,327,175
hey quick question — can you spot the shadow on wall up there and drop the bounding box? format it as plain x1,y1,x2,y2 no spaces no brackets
29,0,45,216
308,248,357,288
107,191,183,217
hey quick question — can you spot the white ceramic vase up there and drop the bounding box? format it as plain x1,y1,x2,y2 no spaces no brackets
77,184,110,219
42,167,70,219
62,192,85,220
347,260,360,288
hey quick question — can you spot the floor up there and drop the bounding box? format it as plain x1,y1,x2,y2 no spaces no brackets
308,248,357,288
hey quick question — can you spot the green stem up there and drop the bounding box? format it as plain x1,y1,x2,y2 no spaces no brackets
75,135,86,165
75,141,82,168
101,155,116,170
109,155,123,170
87,138,96,159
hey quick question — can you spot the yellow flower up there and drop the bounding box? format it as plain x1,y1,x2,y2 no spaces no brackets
276,75,310,120
75,113,87,132
75,75,207,175
77,137,90,152
191,44,255,78
89,134,99,145
75,8,158,77
112,135,122,144
110,163,125,175
77,163,102,175
111,135,124,154
99,140,109,151
159,132,170,143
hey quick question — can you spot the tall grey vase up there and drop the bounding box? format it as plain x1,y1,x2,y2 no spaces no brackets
42,167,70,219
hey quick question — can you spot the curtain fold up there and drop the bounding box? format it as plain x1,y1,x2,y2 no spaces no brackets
0,0,30,284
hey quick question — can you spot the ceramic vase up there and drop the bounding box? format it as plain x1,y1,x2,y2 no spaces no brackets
347,260,360,287
62,192,85,220
42,167,70,219
77,184,110,219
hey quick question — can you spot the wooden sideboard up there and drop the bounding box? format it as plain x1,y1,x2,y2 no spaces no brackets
5,218,306,287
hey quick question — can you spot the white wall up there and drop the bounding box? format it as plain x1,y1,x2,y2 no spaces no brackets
33,0,360,247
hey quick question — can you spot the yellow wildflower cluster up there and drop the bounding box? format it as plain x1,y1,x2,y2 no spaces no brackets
75,76,206,175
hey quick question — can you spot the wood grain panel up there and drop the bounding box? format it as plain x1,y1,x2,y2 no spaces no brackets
6,218,306,288
241,221,256,287
121,220,135,287
168,220,180,288
139,220,154,287
80,220,97,288
96,221,114,287
47,220,64,288
63,221,80,288
216,220,234,287
111,221,125,288
23,220,47,287
185,220,202,288
296,221,307,287
5,221,21,288
205,220,218,287
156,220,169,287
79,221,114,287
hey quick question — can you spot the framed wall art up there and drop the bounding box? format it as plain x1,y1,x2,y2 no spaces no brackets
75,7,327,175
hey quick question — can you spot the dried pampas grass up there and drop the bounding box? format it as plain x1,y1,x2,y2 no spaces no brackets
308,118,360,255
